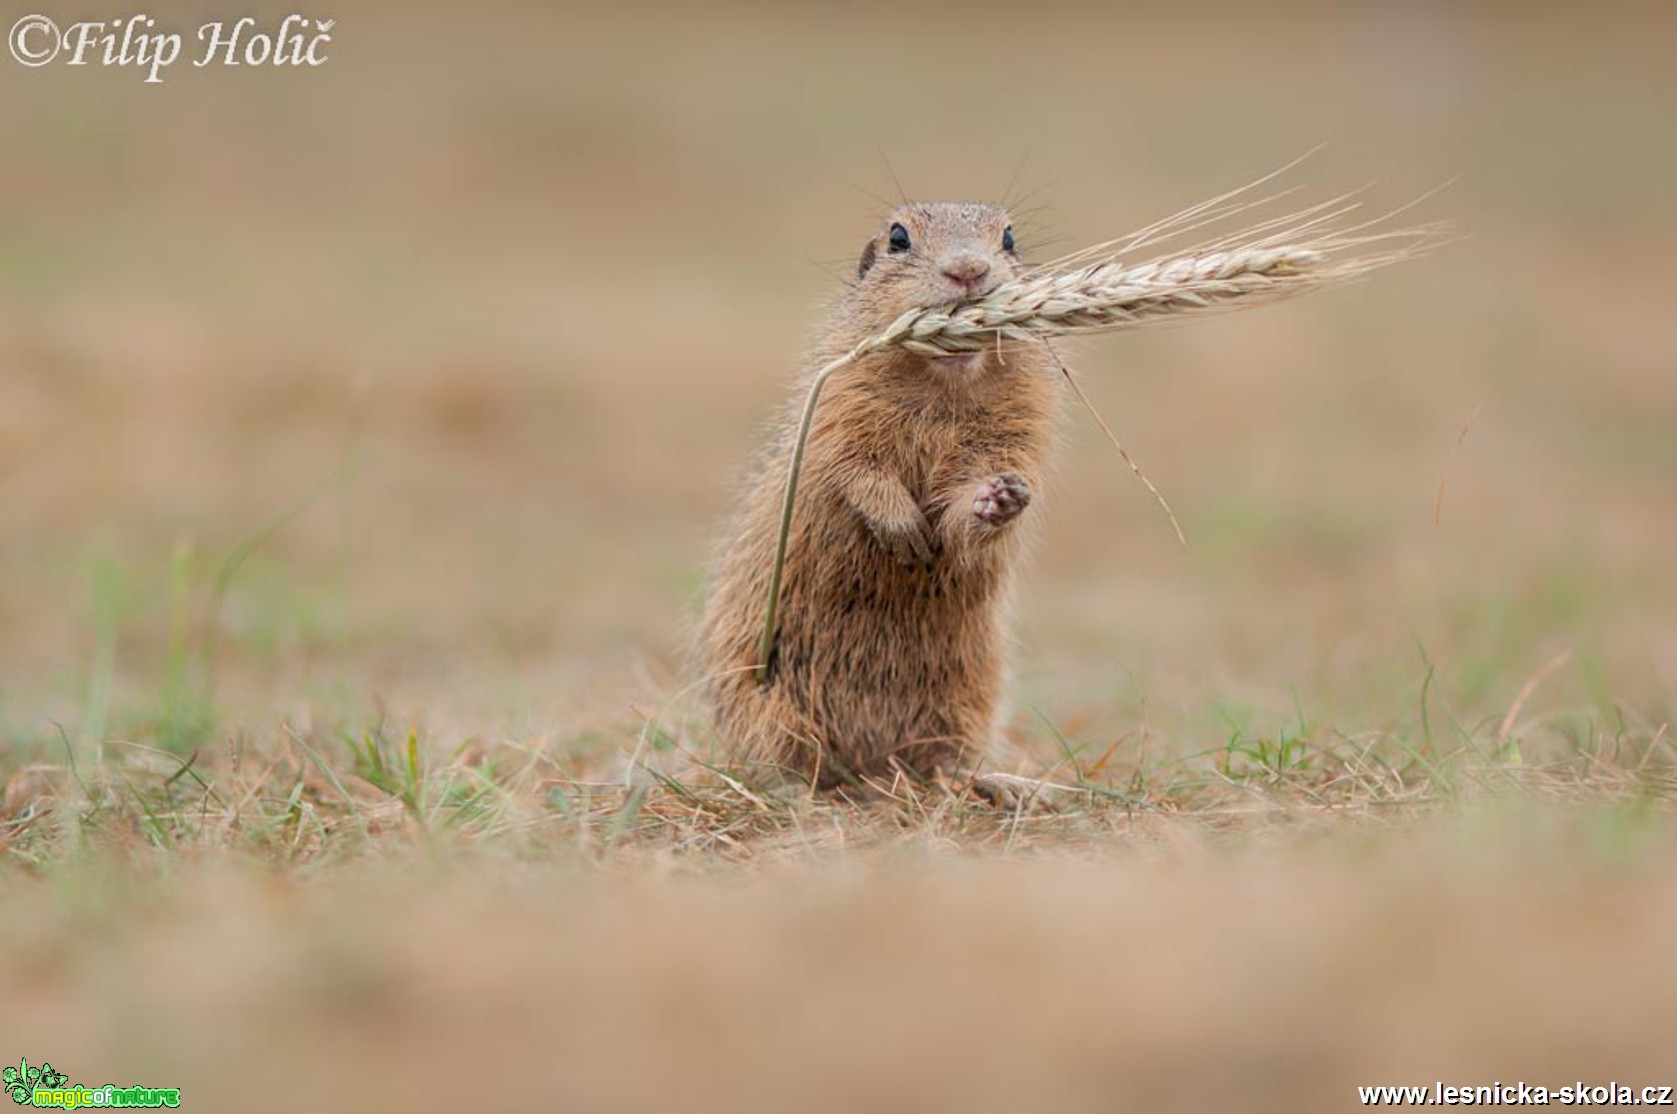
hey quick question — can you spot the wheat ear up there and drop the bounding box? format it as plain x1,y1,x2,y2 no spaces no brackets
754,198,1446,681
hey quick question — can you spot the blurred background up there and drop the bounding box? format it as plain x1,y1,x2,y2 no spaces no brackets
1,0,1673,757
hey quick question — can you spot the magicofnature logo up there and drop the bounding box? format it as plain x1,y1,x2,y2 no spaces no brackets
4,1058,181,1108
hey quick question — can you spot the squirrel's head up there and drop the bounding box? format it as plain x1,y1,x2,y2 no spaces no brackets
851,201,1020,324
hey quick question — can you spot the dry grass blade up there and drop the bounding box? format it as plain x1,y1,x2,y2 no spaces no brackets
1046,340,1187,548
1497,649,1574,745
1435,399,1487,525
754,182,1448,679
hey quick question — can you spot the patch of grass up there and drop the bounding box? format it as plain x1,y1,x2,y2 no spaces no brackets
4,680,1670,872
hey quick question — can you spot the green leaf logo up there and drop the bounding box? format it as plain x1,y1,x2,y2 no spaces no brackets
5,1058,28,1105
1,1058,68,1102
3,1057,69,1103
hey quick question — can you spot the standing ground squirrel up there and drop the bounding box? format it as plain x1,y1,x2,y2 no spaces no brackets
699,201,1062,788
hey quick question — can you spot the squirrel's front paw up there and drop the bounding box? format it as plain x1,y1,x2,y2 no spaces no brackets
972,472,1031,528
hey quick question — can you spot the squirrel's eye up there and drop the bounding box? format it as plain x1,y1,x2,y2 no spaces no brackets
888,223,911,253
1002,226,1015,254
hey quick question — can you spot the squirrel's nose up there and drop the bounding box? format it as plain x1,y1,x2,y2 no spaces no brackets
941,255,992,292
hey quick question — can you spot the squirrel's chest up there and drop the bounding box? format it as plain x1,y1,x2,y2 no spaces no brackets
890,413,999,500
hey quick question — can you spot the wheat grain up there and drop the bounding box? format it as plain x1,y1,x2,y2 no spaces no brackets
880,245,1323,354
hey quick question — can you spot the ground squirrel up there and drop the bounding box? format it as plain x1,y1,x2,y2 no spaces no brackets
699,201,1062,788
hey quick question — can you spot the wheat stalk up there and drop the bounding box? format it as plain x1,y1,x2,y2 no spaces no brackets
754,187,1447,680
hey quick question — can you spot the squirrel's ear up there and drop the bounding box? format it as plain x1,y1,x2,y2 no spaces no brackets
856,238,878,279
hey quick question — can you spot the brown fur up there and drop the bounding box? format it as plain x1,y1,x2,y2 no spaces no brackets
698,202,1062,787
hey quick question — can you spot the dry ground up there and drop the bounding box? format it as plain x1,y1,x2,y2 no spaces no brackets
1,3,1675,1111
